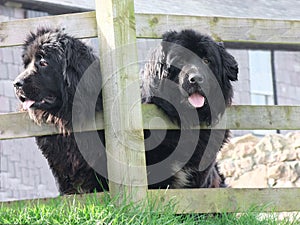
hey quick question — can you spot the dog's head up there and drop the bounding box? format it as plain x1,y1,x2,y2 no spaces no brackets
141,29,238,126
14,28,66,112
13,28,100,130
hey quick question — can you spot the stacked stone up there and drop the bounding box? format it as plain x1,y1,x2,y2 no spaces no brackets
218,133,300,188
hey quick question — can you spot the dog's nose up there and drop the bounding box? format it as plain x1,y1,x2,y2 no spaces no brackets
188,73,204,84
13,78,24,88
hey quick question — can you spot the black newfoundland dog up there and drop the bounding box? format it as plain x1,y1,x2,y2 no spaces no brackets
13,28,238,194
141,30,238,189
14,28,108,194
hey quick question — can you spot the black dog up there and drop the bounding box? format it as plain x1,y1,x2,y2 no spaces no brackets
141,29,238,188
13,28,238,194
14,28,108,194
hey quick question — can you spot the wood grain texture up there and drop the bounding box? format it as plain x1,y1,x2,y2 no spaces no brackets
136,14,300,45
2,188,300,214
0,11,97,47
2,105,300,140
148,188,300,213
221,105,300,130
1,9,300,212
1,12,299,47
0,112,58,139
95,0,148,204
143,105,300,130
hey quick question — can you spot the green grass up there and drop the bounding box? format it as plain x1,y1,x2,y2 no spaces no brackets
0,192,298,225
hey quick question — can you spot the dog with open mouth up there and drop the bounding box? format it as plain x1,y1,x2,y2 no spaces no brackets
13,28,238,193
141,29,238,188
13,28,109,194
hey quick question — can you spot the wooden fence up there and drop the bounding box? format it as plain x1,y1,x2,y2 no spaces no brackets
1,0,300,213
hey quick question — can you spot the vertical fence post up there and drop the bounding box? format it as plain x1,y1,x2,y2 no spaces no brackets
95,0,148,204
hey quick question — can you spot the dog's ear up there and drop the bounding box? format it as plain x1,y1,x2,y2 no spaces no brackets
142,45,167,82
218,45,238,81
60,38,74,62
58,38,72,87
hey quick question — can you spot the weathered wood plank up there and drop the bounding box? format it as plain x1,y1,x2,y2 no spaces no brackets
144,105,300,130
149,188,300,213
95,0,148,203
1,12,299,48
1,105,300,140
0,11,97,48
218,105,300,130
2,188,300,214
136,14,300,45
0,112,58,139
0,111,104,140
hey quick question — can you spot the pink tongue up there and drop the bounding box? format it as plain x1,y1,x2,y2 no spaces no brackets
188,93,205,108
23,100,35,110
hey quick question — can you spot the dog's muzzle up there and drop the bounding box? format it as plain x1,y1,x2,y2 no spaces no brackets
188,73,204,85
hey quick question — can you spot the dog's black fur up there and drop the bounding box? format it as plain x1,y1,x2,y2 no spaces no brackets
14,28,238,194
14,28,108,194
141,30,238,188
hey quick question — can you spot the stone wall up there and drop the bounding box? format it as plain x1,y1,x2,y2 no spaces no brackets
218,133,300,188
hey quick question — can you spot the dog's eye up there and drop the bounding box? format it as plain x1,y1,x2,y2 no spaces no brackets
39,59,48,67
203,58,210,64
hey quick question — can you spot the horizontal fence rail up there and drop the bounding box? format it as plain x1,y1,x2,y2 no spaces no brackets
149,188,300,213
2,188,300,214
1,8,300,214
1,105,300,140
0,11,300,47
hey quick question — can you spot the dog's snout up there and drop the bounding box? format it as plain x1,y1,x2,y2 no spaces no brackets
13,78,24,88
188,73,204,84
